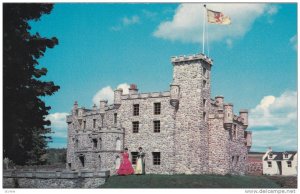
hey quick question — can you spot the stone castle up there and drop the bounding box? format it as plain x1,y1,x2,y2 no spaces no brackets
66,53,252,175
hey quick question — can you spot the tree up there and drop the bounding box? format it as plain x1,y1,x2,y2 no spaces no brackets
3,3,60,165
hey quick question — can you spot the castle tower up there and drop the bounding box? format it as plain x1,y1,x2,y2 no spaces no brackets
171,54,212,174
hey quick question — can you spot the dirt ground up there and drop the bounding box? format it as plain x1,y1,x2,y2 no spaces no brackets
265,176,297,188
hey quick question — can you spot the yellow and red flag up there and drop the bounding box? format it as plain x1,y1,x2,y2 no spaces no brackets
207,9,231,25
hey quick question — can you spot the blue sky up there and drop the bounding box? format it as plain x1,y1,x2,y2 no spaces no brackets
30,3,297,152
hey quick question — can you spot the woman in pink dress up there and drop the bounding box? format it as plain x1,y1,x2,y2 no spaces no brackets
117,148,134,175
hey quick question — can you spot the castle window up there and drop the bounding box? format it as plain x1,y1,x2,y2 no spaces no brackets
154,103,161,115
133,104,139,116
116,138,121,151
131,152,138,165
269,153,273,159
153,152,161,165
83,121,86,129
154,120,161,133
114,113,117,124
268,161,272,167
75,139,79,148
233,124,237,139
203,80,207,88
99,138,102,150
93,119,96,128
236,156,240,165
92,139,98,149
203,112,206,121
287,161,292,167
132,121,139,133
232,156,234,162
101,115,104,128
203,67,207,77
79,155,85,167
203,99,206,107
115,156,121,169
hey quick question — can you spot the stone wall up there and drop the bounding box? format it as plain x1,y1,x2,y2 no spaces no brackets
3,170,109,188
118,94,176,174
247,162,263,176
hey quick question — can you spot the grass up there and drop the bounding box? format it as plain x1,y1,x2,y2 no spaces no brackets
100,174,280,188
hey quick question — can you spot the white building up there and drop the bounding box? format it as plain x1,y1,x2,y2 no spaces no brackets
263,148,297,176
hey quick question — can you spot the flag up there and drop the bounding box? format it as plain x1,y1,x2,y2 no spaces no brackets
207,9,231,25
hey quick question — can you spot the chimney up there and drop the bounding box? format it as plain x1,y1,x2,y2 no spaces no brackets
129,84,138,95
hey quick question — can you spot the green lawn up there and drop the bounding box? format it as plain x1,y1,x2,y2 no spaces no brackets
101,174,280,188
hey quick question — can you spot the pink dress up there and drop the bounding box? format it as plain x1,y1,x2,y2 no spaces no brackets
117,152,134,175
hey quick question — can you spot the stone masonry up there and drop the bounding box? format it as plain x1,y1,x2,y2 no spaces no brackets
66,53,252,175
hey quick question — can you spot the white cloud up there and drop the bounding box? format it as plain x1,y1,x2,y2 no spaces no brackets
154,3,278,44
46,112,69,138
249,91,297,152
111,15,140,31
122,15,140,26
92,83,130,105
290,35,297,51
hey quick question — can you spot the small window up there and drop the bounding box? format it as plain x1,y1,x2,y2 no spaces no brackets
284,153,289,158
236,156,239,165
203,112,206,121
203,80,207,88
203,99,206,107
154,120,160,133
115,157,121,169
154,103,161,115
75,139,79,148
232,156,234,162
153,152,161,165
79,155,85,167
132,121,139,133
203,67,207,77
287,161,292,167
68,163,71,168
92,139,98,149
131,152,138,165
101,115,104,127
268,161,272,167
83,121,86,129
114,113,117,124
133,104,139,116
99,138,102,150
116,138,121,151
269,153,273,158
93,119,96,128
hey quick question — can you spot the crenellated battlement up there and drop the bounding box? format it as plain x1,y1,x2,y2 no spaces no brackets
121,91,170,100
171,53,213,65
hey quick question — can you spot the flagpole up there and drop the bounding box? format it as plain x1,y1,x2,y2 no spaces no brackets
202,4,206,54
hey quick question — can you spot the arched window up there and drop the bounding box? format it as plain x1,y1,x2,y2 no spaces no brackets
115,156,121,170
116,138,121,151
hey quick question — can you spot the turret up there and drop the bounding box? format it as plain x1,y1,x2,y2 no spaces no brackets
239,109,248,127
129,84,138,95
114,88,123,106
215,96,224,107
93,104,97,111
224,103,233,129
99,100,107,115
170,84,180,108
72,101,78,115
